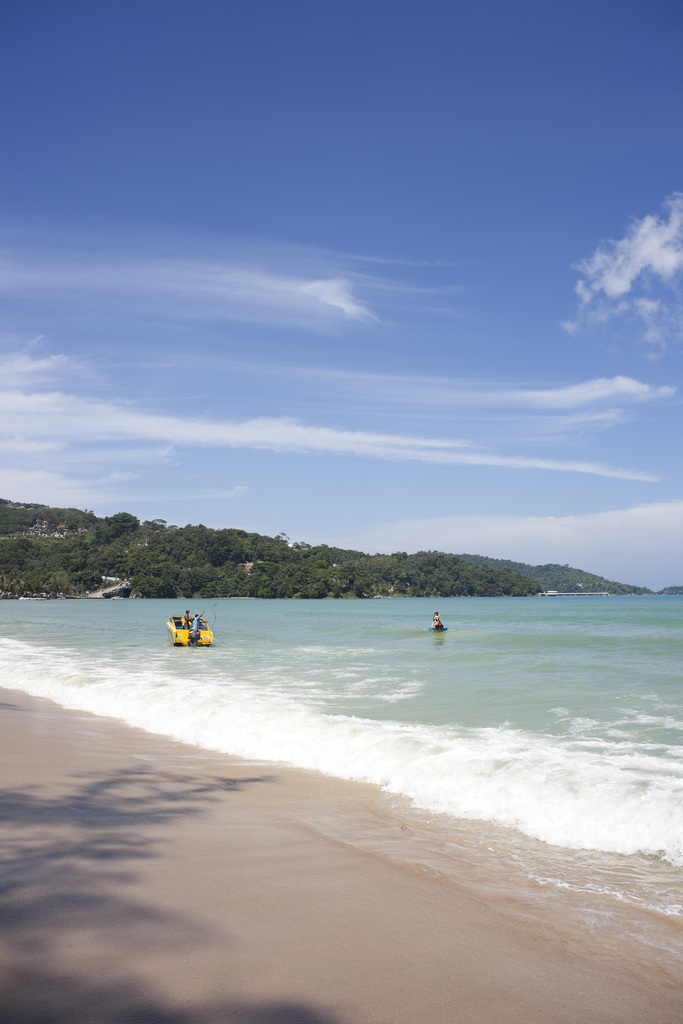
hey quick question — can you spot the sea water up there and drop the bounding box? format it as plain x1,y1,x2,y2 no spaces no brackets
2,595,682,959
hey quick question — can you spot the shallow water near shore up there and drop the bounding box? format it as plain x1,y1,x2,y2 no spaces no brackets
2,595,682,964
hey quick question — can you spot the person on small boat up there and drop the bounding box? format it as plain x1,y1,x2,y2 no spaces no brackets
432,612,445,631
183,609,192,630
188,613,202,646
188,611,206,644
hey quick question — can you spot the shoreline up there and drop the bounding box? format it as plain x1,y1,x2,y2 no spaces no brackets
1,685,682,1023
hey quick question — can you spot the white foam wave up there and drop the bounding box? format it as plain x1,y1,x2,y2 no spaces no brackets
3,638,683,868
529,874,683,918
626,712,683,731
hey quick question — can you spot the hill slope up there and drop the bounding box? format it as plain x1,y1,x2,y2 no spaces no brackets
0,503,540,599
455,554,653,595
3,501,671,599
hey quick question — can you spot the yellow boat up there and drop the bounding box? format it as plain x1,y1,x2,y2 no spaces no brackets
167,614,213,647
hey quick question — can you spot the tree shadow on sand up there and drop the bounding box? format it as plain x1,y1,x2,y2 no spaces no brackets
0,766,343,1024
0,968,340,1024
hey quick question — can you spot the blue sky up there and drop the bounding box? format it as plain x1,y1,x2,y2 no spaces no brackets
1,0,682,588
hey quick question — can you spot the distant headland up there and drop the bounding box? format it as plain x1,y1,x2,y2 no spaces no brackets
1,500,679,599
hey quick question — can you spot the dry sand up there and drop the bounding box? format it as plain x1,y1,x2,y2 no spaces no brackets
1,684,681,1024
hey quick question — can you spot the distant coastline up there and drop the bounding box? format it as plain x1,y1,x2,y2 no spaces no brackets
1,499,679,600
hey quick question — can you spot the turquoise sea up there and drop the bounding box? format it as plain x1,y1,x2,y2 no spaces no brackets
2,595,682,958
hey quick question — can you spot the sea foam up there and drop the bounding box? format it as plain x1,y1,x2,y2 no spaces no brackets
3,636,682,868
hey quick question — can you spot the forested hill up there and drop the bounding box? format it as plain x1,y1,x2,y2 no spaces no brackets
0,502,540,599
455,554,653,595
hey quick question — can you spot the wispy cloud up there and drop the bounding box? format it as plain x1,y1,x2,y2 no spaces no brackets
0,253,377,328
563,193,683,350
240,362,675,418
528,408,628,437
2,349,69,386
0,386,657,481
0,467,119,507
0,229,478,338
3,438,65,454
0,467,247,507
9,346,674,420
491,376,675,408
122,485,249,502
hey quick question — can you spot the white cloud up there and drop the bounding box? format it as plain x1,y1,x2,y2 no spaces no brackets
0,254,376,327
503,376,675,408
576,194,683,300
203,486,248,499
324,501,683,590
0,387,658,481
2,351,69,386
0,467,248,508
529,408,627,436
0,468,118,506
107,485,249,502
3,438,65,454
253,364,675,411
565,193,683,349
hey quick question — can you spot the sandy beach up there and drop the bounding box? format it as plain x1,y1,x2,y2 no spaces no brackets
1,684,682,1024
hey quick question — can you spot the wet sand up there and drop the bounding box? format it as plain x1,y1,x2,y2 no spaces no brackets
1,684,681,1024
